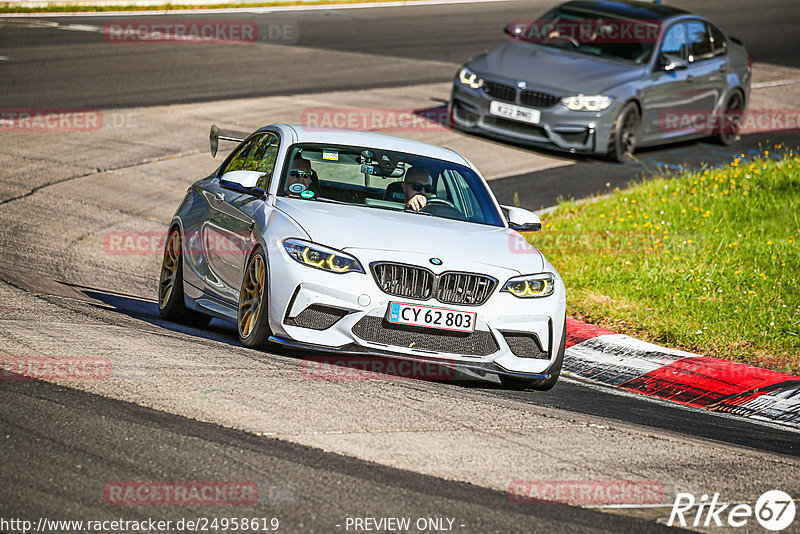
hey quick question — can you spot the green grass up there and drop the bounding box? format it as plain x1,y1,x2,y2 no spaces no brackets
529,150,800,374
0,0,416,13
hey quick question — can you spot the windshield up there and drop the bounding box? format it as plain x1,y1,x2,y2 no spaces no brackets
277,143,505,227
517,7,660,64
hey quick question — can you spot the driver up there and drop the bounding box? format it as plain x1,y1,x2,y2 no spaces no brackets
401,167,433,211
286,156,317,196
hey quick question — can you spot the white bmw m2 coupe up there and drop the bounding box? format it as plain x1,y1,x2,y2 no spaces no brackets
159,124,566,390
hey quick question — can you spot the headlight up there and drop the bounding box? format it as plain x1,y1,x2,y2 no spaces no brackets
282,239,364,274
458,67,484,89
561,94,613,112
502,273,555,298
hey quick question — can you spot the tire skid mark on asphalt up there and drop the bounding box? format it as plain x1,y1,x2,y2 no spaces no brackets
0,149,201,207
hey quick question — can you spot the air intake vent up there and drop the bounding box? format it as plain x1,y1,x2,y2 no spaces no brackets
286,304,349,330
502,332,549,359
483,81,516,103
520,90,559,108
352,316,499,356
371,263,433,300
436,272,497,306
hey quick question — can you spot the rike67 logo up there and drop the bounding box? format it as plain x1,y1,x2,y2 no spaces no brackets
668,490,796,531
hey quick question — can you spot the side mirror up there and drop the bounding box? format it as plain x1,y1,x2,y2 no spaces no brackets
501,205,542,232
219,170,265,197
504,22,526,39
659,53,688,72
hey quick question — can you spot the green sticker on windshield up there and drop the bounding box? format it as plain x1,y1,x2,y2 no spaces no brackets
300,190,315,199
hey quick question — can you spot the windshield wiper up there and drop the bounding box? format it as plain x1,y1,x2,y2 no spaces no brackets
313,197,348,205
403,207,434,217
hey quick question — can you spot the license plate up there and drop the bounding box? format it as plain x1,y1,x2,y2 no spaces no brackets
387,302,476,333
489,100,541,124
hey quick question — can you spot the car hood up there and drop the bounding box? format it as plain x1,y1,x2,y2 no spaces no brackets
275,198,544,274
470,42,645,94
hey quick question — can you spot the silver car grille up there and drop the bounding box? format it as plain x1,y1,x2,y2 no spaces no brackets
520,90,559,108
483,81,516,103
483,82,558,109
370,262,497,306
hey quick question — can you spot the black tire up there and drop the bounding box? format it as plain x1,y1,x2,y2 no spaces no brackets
715,91,744,146
499,317,566,391
607,102,640,163
237,248,273,348
158,227,212,328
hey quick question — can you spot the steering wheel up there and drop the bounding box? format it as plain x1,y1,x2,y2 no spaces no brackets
547,32,580,48
424,198,457,210
419,198,467,220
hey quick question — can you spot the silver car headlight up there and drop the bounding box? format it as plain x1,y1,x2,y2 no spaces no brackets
561,94,614,112
501,273,555,298
282,239,364,274
458,67,484,90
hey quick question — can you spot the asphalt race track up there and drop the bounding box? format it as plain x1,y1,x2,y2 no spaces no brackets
2,0,800,532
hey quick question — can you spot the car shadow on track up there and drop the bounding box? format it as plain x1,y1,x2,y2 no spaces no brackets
71,283,506,390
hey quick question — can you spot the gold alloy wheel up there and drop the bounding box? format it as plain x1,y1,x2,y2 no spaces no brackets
159,231,180,309
239,254,265,338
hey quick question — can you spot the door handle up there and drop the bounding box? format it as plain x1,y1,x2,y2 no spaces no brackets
686,75,695,83
719,63,728,73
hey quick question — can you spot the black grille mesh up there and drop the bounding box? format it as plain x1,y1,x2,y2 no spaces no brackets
520,90,559,108
352,316,499,356
503,332,549,359
372,263,433,300
483,81,516,103
286,305,349,330
437,273,497,306
371,263,496,306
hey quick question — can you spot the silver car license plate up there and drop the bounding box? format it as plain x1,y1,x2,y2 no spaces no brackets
489,101,541,124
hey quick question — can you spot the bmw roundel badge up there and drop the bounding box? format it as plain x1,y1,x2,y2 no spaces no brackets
429,258,443,266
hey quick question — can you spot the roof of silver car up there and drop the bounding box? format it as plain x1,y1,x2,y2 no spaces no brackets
276,124,470,167
562,0,691,21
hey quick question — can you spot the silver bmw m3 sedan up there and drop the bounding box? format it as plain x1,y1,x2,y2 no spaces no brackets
450,0,751,161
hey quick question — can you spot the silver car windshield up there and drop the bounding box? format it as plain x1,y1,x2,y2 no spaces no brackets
527,7,660,64
277,143,505,227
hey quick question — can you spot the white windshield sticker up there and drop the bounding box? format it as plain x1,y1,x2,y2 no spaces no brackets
288,182,307,194
322,150,339,161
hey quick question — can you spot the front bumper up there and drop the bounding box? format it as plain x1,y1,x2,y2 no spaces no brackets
266,245,566,377
449,79,619,155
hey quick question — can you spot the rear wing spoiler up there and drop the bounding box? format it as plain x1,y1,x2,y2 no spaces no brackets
209,124,250,158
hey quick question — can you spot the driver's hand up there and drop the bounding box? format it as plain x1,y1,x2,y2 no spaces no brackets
407,194,428,211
